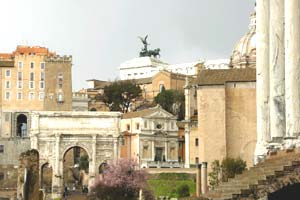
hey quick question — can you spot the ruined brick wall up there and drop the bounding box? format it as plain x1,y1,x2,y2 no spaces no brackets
17,149,39,200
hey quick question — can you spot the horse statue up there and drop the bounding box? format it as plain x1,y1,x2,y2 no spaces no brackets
138,35,161,58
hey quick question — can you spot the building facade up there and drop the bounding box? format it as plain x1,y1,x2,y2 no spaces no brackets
120,106,182,168
197,69,256,169
0,46,72,165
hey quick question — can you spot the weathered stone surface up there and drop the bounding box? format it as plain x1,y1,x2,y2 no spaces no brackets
255,0,270,160
285,0,300,138
269,0,285,139
29,111,122,199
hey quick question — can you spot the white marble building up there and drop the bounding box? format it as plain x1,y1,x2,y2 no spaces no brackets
255,0,300,161
121,106,182,168
119,57,168,80
119,57,230,81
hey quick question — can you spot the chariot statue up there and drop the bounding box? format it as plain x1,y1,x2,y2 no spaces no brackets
138,35,161,58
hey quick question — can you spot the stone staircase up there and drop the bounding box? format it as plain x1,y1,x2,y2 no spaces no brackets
201,149,300,200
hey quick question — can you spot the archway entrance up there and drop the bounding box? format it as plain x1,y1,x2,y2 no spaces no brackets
268,183,300,200
16,114,27,137
41,163,52,193
63,146,89,195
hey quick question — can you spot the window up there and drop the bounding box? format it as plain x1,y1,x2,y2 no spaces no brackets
5,92,10,100
195,138,199,146
30,72,34,81
18,61,23,69
18,72,22,80
17,92,22,100
57,93,64,102
40,81,45,89
136,123,140,130
5,81,10,89
40,62,45,69
126,124,130,131
144,120,147,128
195,157,199,164
5,70,10,77
40,72,45,81
29,92,34,100
30,62,34,69
17,81,22,89
39,92,45,100
171,122,174,129
0,145,3,153
58,73,63,89
29,81,34,89
159,84,164,92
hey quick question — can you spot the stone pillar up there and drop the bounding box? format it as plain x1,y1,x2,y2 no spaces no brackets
113,139,118,160
285,0,300,138
152,140,155,161
196,164,202,197
89,135,97,189
269,0,285,140
52,134,62,199
255,0,270,158
201,162,208,194
164,141,168,161
184,126,190,168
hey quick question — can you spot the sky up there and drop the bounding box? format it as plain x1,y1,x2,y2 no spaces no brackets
0,0,255,91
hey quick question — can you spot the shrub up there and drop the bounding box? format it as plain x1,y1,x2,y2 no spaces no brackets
208,157,246,189
177,184,190,198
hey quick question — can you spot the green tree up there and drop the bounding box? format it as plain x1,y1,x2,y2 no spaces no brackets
154,87,185,120
103,81,142,113
79,155,89,172
208,157,246,189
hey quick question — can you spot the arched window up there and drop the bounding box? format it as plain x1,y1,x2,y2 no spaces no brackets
17,114,27,137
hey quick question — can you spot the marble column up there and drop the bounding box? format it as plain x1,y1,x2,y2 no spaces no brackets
113,139,118,160
184,126,190,168
196,164,202,197
151,140,155,161
164,141,168,161
255,0,270,158
52,134,62,199
269,0,285,140
201,162,208,194
285,0,300,138
89,135,97,189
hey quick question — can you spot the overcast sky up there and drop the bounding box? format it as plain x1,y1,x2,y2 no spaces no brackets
0,0,255,90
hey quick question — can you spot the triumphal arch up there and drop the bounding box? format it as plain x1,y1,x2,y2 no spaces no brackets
29,111,122,198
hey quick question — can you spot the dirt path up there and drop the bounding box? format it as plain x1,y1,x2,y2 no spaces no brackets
65,192,88,200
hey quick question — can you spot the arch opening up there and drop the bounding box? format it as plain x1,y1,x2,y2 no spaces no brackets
16,114,27,137
63,146,89,194
268,183,300,200
41,163,52,193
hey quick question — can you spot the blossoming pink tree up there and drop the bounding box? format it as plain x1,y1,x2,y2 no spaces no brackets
91,159,154,200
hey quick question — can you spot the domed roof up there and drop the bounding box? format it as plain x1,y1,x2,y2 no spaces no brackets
230,11,256,69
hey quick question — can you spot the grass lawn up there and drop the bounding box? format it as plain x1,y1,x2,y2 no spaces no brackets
148,173,196,198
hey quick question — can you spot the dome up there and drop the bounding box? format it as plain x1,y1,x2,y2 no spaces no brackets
230,11,256,69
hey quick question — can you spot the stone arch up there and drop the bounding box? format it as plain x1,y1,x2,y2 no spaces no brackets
248,162,300,199
98,162,108,174
40,163,52,193
90,108,97,111
62,144,92,160
16,113,28,137
268,183,300,200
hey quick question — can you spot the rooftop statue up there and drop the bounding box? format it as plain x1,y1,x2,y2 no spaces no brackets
138,35,160,58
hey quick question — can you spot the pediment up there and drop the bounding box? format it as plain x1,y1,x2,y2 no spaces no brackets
146,107,175,119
